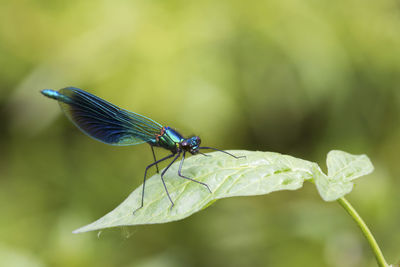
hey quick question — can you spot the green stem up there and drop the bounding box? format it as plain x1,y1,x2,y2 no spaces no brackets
337,197,388,267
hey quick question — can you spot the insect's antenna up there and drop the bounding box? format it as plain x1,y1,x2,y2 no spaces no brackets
198,147,245,159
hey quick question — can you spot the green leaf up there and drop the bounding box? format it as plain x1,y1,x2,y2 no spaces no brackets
314,150,374,201
73,150,316,233
73,150,374,233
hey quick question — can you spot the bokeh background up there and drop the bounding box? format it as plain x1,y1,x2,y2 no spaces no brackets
1,0,400,266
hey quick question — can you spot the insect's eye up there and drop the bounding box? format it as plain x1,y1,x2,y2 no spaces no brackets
188,136,200,146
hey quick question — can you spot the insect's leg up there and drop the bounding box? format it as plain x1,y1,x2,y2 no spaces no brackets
133,153,175,215
150,146,159,173
160,152,181,209
198,146,246,159
177,151,211,193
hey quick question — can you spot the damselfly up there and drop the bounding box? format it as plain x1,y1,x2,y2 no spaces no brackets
41,87,242,212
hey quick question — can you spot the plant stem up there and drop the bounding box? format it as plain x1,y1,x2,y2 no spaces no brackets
337,197,388,267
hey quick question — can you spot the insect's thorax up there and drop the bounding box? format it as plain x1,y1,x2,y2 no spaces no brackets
152,126,201,155
156,126,184,153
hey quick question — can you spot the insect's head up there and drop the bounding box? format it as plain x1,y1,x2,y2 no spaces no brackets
181,136,201,154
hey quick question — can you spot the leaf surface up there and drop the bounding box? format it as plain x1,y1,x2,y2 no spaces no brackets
73,150,374,233
314,150,374,201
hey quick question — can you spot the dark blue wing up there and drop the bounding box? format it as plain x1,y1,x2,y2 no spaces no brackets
43,87,163,145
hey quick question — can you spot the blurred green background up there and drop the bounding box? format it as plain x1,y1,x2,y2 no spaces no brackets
1,0,400,266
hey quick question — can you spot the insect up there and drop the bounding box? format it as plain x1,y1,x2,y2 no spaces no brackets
41,87,242,212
